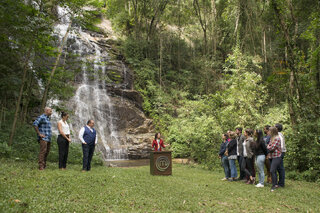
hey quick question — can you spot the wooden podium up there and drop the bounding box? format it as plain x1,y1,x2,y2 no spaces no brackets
150,151,172,175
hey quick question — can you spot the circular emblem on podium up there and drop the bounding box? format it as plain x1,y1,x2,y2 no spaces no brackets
156,156,170,171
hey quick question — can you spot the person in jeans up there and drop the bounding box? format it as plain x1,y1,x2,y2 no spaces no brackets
79,120,98,171
236,127,245,180
57,112,71,170
241,129,255,184
219,133,230,180
263,125,272,183
267,127,282,192
227,132,238,181
33,107,52,170
275,123,286,187
254,129,268,187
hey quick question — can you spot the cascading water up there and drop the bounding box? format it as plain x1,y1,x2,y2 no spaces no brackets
51,6,128,160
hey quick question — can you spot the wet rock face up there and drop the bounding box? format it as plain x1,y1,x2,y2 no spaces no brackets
127,134,154,159
105,95,155,159
108,87,144,109
53,11,154,160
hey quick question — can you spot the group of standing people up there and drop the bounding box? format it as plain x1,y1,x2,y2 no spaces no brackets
219,125,286,192
33,107,98,171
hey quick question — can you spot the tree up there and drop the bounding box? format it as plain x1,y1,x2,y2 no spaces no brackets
40,21,72,111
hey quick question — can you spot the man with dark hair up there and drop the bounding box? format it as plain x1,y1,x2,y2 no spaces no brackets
33,107,53,170
263,125,271,183
235,127,245,180
275,123,286,187
79,120,98,171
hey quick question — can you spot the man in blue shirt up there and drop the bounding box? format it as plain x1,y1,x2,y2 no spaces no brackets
33,107,52,170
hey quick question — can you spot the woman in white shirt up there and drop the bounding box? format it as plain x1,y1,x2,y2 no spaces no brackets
57,112,71,170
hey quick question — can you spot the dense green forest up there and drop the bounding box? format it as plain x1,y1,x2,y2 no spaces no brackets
0,0,319,181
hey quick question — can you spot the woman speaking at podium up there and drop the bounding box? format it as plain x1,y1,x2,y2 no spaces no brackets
152,133,168,151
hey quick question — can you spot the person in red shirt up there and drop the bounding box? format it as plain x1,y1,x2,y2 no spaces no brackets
152,133,167,151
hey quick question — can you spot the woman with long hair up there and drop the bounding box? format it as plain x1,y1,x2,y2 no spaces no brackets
267,127,282,192
254,129,268,187
152,133,166,151
57,111,71,170
241,129,255,184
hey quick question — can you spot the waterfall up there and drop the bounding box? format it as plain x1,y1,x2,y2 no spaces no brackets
51,6,128,160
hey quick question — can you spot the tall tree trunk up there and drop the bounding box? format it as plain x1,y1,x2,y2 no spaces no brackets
40,21,72,112
263,30,267,63
147,0,169,42
22,72,34,123
234,4,240,37
0,105,4,129
193,0,208,55
211,0,217,55
271,0,298,126
131,0,139,38
159,32,163,90
177,0,181,71
8,43,34,146
203,29,207,55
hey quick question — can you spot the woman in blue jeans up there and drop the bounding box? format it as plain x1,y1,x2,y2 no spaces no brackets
219,133,230,180
227,132,238,181
254,129,268,187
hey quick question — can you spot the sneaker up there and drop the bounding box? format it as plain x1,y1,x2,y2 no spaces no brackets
255,183,264,188
270,187,276,192
221,178,228,181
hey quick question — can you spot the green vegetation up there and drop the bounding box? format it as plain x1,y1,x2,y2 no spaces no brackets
1,0,319,184
103,0,320,181
1,160,319,212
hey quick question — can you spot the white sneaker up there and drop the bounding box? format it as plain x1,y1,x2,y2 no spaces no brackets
221,178,227,181
255,183,264,188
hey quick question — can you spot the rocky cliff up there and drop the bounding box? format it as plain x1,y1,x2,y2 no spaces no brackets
51,7,154,160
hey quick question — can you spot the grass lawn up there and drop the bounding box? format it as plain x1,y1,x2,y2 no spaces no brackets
0,159,319,213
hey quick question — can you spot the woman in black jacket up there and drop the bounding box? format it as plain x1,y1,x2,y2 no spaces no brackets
254,129,268,187
241,129,255,184
227,131,238,181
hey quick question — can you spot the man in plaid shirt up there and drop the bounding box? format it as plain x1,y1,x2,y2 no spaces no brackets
33,107,52,170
